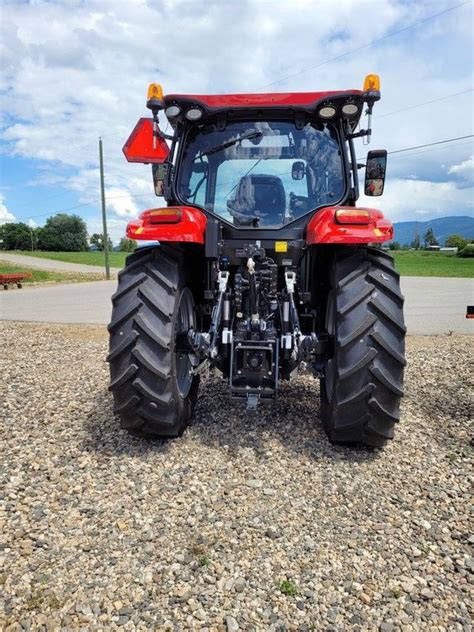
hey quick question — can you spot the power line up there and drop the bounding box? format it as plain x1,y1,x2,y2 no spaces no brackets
388,139,473,158
376,88,474,119
258,1,469,89
356,134,473,161
388,134,473,155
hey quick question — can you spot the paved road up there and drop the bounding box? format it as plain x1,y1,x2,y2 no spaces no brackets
0,281,116,325
1,277,473,334
0,253,120,275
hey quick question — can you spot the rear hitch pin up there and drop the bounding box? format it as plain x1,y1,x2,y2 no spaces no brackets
284,270,296,293
246,392,260,413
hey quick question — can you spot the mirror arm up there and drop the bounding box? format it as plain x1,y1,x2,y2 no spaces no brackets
151,107,177,142
346,129,370,140
155,128,176,142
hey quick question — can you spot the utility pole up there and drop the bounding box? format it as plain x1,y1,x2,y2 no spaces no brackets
99,137,110,280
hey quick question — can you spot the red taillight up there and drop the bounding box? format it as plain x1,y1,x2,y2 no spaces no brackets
143,208,182,224
335,209,372,225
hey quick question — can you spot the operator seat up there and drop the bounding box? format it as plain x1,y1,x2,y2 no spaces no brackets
227,174,286,226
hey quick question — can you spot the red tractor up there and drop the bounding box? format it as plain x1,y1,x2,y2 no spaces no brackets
108,75,405,447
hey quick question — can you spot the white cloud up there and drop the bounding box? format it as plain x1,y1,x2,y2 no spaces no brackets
448,155,474,176
27,218,37,228
360,177,474,222
86,216,128,244
105,187,140,218
0,196,16,223
0,0,472,226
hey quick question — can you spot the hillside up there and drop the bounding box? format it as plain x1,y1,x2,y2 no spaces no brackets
393,216,474,246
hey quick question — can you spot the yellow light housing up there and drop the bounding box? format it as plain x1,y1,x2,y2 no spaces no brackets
363,74,381,92
146,83,164,110
147,83,164,102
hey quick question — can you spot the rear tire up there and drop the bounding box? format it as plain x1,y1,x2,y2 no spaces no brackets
320,247,406,447
107,246,200,438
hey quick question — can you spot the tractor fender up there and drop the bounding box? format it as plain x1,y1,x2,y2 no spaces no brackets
126,206,207,244
306,206,393,244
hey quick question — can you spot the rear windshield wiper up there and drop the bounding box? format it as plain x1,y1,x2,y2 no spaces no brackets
200,131,263,157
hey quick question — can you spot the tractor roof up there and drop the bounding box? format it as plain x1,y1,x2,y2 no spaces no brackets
164,90,363,112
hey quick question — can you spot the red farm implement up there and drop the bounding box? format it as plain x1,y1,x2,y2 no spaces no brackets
0,273,32,289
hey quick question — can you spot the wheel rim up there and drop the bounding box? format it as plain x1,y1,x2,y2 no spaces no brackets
175,287,195,398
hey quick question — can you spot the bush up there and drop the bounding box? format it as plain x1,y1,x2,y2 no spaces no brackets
90,233,113,251
0,222,36,250
37,213,88,251
457,243,474,258
445,234,468,250
118,237,137,252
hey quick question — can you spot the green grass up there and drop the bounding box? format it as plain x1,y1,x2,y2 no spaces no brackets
278,579,298,597
4,249,473,277
6,250,127,268
198,555,210,567
0,261,105,285
392,250,473,278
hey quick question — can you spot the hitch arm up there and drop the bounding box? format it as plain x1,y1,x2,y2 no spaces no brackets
208,270,230,357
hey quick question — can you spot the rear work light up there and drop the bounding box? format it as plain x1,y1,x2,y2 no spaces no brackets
335,209,372,224
319,105,336,119
185,107,203,121
342,103,359,116
165,105,181,118
146,208,182,224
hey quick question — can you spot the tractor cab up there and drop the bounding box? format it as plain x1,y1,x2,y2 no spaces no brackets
123,76,388,249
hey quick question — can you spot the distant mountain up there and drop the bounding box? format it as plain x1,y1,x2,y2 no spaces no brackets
393,216,474,246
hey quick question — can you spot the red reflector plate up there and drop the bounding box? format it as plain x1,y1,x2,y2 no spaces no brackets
122,118,170,164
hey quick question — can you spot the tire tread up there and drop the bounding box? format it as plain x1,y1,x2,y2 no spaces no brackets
107,246,198,438
321,246,406,447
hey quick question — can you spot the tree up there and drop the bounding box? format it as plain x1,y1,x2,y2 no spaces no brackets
37,213,88,251
423,227,438,247
411,234,420,250
90,232,113,251
445,234,468,250
0,222,37,251
388,241,401,251
458,243,474,257
118,237,137,252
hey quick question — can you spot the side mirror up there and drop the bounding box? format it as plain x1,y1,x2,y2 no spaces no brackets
153,163,169,196
292,161,305,181
365,149,387,196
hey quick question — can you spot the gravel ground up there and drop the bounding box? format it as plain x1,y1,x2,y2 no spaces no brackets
1,322,472,631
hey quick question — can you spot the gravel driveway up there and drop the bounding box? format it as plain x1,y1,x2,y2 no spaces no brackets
1,323,472,631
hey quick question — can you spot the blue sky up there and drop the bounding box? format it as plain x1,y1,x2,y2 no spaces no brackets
1,0,473,242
